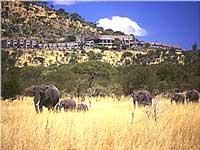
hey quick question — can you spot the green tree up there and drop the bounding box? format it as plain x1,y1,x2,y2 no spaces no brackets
67,35,76,42
19,66,45,89
120,65,152,95
72,61,118,88
2,68,21,99
87,51,102,61
70,13,84,22
97,27,104,32
144,42,150,49
103,29,114,35
69,50,78,63
1,50,21,99
192,43,197,51
113,38,122,50
113,31,125,35
56,8,68,17
43,65,80,95
121,52,132,59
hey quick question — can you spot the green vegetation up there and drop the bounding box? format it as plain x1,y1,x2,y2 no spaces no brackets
1,1,99,42
113,38,122,50
102,29,125,35
69,49,78,63
192,43,198,51
87,51,103,61
1,50,200,99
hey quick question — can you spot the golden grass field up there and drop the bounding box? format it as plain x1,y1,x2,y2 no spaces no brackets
1,96,200,150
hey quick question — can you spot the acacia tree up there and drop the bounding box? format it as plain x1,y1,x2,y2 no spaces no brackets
72,61,118,89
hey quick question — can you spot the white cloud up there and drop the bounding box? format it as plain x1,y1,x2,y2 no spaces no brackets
97,16,147,36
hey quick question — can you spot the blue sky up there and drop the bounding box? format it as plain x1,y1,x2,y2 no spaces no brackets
49,1,200,50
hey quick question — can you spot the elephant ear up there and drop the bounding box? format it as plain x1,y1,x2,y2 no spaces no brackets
34,85,44,94
34,92,41,103
24,85,35,96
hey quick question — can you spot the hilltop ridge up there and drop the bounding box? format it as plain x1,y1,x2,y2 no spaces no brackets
1,1,100,42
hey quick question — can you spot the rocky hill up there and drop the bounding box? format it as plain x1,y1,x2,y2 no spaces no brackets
1,1,101,42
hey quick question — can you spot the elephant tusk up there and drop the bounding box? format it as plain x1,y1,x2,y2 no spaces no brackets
36,101,40,111
36,100,40,106
54,101,61,111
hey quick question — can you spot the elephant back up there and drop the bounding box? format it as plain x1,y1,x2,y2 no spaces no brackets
60,99,76,109
44,85,61,105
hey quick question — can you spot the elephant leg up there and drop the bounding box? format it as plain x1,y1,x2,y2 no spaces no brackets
170,99,173,104
182,99,185,104
51,106,59,113
133,100,137,109
39,105,43,112
34,104,40,113
34,103,43,113
48,106,53,111
54,107,60,113
48,105,57,112
58,105,62,112
54,103,61,113
34,93,43,113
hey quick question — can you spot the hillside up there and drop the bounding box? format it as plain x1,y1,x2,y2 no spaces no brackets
1,1,100,42
4,48,185,67
1,1,188,67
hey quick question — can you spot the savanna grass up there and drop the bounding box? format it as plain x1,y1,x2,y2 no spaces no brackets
1,97,200,150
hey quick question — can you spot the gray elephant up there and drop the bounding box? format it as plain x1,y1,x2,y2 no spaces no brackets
171,93,185,104
23,84,61,113
130,90,152,106
57,99,76,111
76,103,89,111
186,90,199,103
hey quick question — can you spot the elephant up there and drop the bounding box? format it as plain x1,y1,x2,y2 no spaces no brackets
130,90,152,107
23,84,61,113
186,90,199,103
171,93,185,104
76,103,89,111
57,99,76,111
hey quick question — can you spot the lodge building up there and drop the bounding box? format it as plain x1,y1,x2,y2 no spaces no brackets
92,34,136,48
1,34,182,51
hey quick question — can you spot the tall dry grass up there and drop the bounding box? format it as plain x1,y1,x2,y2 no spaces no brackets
1,97,200,150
